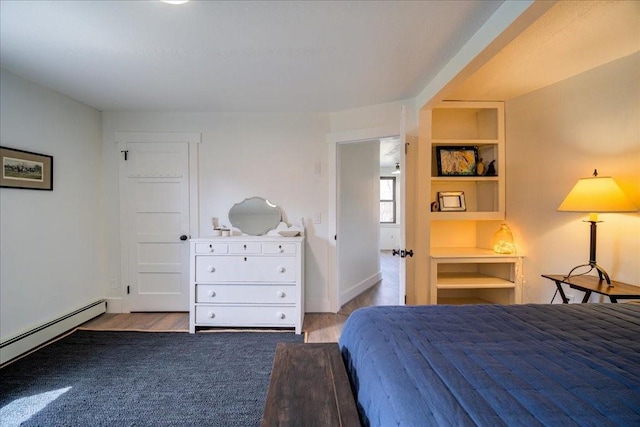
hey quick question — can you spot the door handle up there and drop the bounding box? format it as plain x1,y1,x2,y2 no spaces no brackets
392,249,413,258
180,235,188,241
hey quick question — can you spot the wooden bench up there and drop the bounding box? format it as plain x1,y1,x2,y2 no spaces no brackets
262,342,361,426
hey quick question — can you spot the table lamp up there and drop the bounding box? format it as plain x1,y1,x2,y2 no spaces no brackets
557,170,638,285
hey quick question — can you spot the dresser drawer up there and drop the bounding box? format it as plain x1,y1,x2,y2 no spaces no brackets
195,305,297,327
194,242,228,254
262,242,297,255
195,256,297,282
196,284,296,304
228,242,261,254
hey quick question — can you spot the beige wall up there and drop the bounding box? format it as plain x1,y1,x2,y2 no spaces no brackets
506,52,640,303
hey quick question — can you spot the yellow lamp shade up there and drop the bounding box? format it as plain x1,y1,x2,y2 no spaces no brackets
558,176,638,213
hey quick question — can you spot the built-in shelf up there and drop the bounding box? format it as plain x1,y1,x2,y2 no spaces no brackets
426,101,521,306
429,212,503,222
428,101,505,221
437,297,491,305
437,272,516,289
431,176,499,182
431,247,517,258
431,138,500,146
429,250,523,305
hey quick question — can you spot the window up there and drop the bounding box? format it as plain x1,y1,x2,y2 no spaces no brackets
380,177,396,223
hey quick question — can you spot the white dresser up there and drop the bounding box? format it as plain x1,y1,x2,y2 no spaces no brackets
189,236,304,334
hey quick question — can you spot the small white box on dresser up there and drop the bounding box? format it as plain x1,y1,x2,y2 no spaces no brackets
189,236,305,334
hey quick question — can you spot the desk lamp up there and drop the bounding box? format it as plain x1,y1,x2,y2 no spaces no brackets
557,170,638,285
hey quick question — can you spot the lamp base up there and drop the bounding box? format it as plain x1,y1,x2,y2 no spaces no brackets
566,263,612,286
564,219,613,286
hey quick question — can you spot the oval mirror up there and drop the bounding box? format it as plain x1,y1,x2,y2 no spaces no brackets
228,197,281,236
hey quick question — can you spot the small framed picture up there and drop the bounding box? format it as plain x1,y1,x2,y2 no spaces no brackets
1,146,53,190
438,191,466,212
436,146,478,176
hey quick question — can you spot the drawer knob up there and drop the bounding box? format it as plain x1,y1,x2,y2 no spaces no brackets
209,291,216,297
209,312,216,319
209,266,216,273
277,291,286,298
277,312,286,319
278,266,285,273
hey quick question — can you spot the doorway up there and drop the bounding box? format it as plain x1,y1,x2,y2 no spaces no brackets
337,140,383,306
329,123,406,313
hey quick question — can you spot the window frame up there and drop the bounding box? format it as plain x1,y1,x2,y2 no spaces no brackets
379,176,397,224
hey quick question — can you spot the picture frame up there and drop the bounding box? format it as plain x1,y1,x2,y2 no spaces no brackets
436,146,478,176
438,191,466,212
1,146,53,190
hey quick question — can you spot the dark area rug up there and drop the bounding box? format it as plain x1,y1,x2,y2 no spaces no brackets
0,330,303,426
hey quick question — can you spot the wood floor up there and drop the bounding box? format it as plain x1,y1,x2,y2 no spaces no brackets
80,251,399,343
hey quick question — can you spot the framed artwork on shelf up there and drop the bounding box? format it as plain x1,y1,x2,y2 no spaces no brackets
438,191,466,212
1,146,53,190
436,146,478,176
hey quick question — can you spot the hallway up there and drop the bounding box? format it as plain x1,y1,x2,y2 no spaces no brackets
302,250,399,342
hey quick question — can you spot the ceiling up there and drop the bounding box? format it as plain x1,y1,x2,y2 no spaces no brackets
2,1,637,169
0,0,503,113
381,0,639,167
445,0,640,102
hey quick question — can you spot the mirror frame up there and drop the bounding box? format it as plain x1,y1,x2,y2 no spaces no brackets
228,197,282,236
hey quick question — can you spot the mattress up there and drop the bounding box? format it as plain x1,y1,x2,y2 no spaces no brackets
338,304,640,426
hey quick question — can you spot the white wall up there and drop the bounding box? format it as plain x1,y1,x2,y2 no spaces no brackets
0,68,103,341
330,99,417,136
338,141,381,304
103,100,417,313
380,225,400,250
506,52,640,303
101,112,332,311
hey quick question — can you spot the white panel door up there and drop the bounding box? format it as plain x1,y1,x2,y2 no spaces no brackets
120,138,194,311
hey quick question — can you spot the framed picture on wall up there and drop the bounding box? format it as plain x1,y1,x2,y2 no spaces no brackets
1,146,53,190
436,146,478,176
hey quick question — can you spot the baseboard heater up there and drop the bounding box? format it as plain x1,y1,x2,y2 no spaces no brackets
0,299,106,365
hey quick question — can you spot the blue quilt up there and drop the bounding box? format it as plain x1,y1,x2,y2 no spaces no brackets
339,304,640,426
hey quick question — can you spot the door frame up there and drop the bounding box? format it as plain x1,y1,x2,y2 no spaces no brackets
327,123,402,313
116,131,201,313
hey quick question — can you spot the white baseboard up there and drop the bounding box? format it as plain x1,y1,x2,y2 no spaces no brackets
339,272,382,307
105,297,123,313
0,300,106,365
304,298,333,313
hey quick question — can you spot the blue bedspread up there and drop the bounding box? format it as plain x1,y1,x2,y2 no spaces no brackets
338,304,640,426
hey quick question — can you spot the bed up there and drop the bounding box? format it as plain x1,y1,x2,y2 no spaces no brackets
338,303,640,426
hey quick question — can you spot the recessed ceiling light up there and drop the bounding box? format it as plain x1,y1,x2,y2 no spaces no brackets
161,0,189,5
